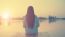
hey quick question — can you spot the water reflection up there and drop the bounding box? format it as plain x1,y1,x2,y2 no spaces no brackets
0,19,65,37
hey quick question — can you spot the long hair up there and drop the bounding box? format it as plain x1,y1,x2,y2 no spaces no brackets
26,6,35,28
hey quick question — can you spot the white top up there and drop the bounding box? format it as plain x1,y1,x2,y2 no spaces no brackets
23,16,39,34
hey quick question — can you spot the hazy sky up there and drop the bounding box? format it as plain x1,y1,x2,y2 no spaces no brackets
0,0,65,17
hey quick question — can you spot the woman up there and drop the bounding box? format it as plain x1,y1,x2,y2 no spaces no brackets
23,6,39,37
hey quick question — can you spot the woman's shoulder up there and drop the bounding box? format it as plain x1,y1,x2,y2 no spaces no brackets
23,16,39,20
35,16,39,20
35,16,39,22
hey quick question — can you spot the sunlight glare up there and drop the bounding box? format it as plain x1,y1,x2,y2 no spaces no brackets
1,8,11,20
2,13,10,20
1,8,12,28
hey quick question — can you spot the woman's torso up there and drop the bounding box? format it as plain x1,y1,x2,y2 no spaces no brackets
23,16,39,34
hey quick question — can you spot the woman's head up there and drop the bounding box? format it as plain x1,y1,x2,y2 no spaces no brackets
27,6,35,16
26,6,35,28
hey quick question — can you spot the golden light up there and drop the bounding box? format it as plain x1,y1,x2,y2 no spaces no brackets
1,8,12,28
1,8,11,20
2,13,10,19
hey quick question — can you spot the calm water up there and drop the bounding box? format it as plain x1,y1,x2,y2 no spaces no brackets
0,20,65,37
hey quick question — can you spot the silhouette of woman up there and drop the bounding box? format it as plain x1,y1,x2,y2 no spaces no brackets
23,6,39,37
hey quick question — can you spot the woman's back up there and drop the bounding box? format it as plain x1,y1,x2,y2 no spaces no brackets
23,16,39,34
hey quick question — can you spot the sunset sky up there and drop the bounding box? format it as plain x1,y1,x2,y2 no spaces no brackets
0,0,65,36
0,0,65,17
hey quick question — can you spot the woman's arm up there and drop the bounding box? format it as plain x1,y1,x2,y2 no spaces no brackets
35,16,40,28
23,17,27,28
23,20,26,28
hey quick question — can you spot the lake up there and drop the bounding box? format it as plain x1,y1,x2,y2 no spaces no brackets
0,19,65,37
